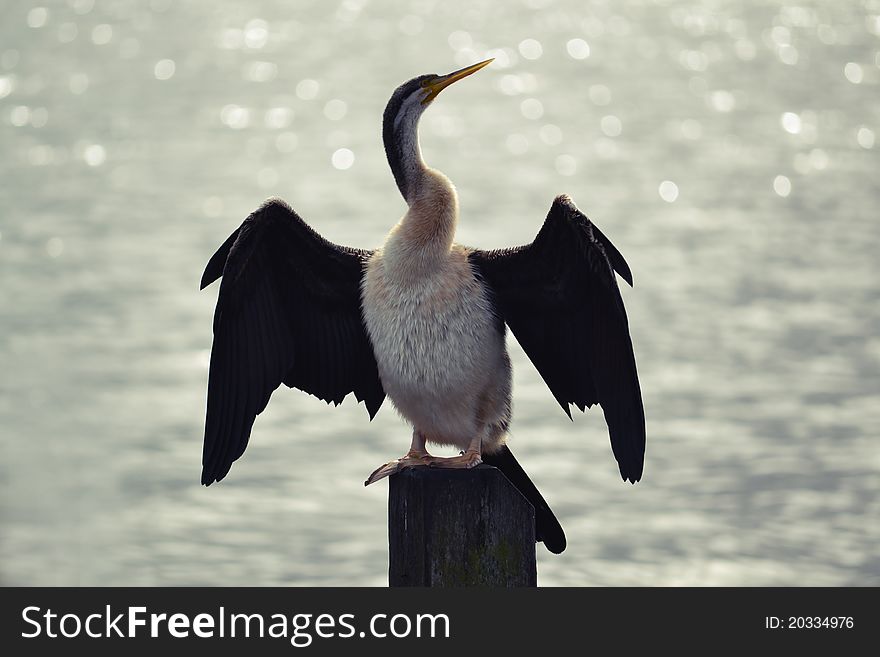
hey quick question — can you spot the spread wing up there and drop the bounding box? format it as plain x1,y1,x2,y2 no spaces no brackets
200,198,384,485
469,195,645,483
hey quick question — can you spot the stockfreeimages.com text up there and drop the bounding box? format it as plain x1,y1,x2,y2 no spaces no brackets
21,605,450,647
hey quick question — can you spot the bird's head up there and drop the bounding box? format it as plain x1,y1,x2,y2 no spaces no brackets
385,58,494,121
383,59,493,202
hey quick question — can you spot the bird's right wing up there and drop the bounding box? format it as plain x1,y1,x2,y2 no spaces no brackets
200,198,385,485
469,195,645,483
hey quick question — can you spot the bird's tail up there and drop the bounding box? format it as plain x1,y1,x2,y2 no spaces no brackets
482,445,566,554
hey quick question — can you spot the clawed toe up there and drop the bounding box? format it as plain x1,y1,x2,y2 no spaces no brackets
364,452,429,486
427,450,482,470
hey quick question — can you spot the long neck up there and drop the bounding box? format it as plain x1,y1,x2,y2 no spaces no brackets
399,167,458,244
383,169,459,279
384,104,429,205
383,106,459,265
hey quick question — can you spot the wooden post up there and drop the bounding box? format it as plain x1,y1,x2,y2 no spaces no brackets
388,464,537,587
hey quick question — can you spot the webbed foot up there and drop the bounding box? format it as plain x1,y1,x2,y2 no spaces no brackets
425,449,482,470
364,450,431,486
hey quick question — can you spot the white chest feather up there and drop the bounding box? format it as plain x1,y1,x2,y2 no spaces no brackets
361,244,502,436
363,246,497,391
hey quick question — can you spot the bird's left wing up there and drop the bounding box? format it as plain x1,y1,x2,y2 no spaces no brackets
468,195,645,483
200,198,385,485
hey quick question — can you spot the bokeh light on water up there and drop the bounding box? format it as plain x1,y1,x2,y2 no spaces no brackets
1,0,878,586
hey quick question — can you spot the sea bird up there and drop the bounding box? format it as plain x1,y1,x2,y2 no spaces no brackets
199,59,645,554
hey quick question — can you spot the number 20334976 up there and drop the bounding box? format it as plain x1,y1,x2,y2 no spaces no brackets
765,617,854,630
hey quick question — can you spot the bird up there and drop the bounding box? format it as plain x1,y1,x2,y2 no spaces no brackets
199,59,645,555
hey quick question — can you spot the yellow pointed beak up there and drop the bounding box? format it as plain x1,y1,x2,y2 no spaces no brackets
421,58,494,104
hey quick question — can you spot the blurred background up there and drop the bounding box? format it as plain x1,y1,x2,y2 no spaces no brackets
1,0,878,586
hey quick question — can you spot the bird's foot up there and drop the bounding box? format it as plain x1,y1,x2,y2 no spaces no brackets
425,449,482,470
364,449,431,486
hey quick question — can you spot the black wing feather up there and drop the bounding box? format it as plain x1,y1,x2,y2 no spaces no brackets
469,195,645,483
200,198,384,485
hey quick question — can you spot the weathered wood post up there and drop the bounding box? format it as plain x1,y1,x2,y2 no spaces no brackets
388,465,537,587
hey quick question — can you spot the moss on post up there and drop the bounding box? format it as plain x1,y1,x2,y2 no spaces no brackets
388,465,537,587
